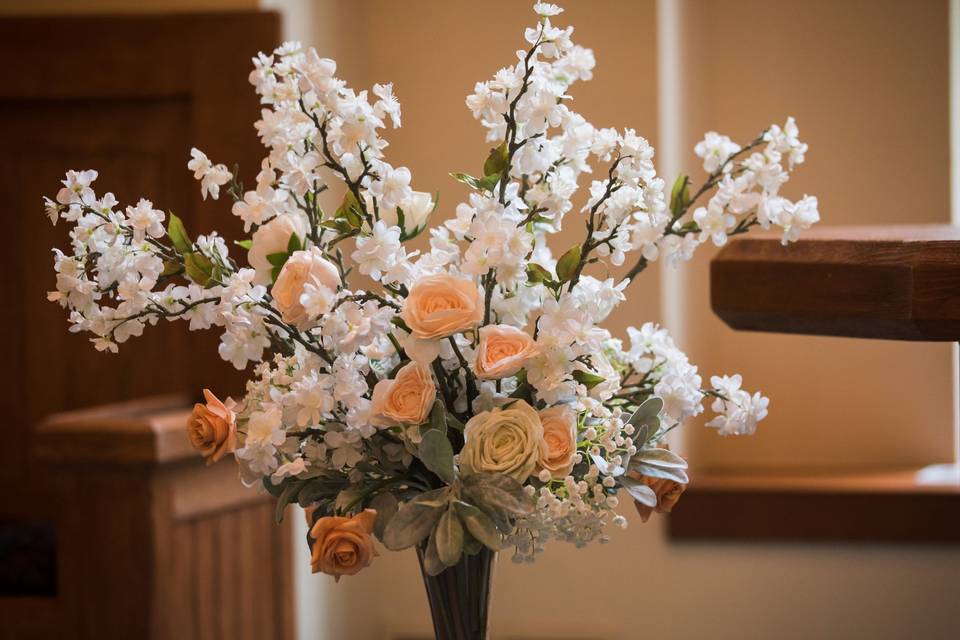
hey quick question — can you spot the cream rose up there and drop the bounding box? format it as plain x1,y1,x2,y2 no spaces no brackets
382,190,434,236
272,247,341,327
400,273,483,339
460,400,546,482
308,509,378,580
248,213,309,285
370,361,436,426
536,405,577,478
187,389,236,465
474,324,538,380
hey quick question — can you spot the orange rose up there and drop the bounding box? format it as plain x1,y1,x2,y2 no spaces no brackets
187,389,236,465
400,273,483,339
474,324,538,380
308,509,378,580
370,361,436,426
630,473,686,522
536,405,577,478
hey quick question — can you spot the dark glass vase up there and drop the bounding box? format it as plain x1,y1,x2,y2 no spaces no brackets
415,546,496,640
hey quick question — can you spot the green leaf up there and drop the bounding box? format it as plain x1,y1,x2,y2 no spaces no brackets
461,473,534,517
478,173,500,192
573,369,606,390
628,397,663,429
555,245,582,283
334,485,365,514
184,251,215,286
166,212,192,255
321,219,353,233
627,397,663,446
631,463,689,484
335,191,364,228
452,501,502,551
275,480,304,524
419,429,456,485
526,263,554,284
435,507,463,566
381,489,448,550
669,174,691,218
508,382,533,401
422,529,446,576
234,239,253,250
483,142,509,177
428,400,448,436
266,251,289,268
412,487,454,508
262,477,285,498
445,413,465,432
297,480,338,507
450,171,498,193
450,172,482,190
286,232,302,254
620,476,658,507
345,206,363,229
369,492,399,542
462,531,484,556
635,447,687,469
161,260,182,277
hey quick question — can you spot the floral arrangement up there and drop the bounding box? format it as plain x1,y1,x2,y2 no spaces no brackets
45,2,817,583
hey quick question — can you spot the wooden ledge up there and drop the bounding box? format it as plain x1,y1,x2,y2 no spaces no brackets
711,224,960,341
668,469,960,543
35,394,198,465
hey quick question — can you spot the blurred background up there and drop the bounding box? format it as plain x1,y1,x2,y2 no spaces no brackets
1,0,958,639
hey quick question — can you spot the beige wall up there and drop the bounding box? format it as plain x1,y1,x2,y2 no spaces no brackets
9,0,957,638
678,0,955,472
290,1,960,638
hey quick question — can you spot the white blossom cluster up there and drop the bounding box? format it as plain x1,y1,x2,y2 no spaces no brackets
692,119,818,247
44,2,815,567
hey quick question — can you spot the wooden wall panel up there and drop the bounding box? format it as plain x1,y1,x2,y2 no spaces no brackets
0,11,287,639
33,399,294,640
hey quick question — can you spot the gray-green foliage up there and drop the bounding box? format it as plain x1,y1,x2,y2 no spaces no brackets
620,395,690,486
382,488,450,551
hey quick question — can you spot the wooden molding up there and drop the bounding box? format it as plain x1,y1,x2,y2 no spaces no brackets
711,225,960,341
35,394,199,465
668,469,960,543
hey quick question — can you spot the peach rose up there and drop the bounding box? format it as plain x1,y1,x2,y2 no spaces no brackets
272,247,341,327
474,324,538,379
370,361,436,426
400,273,483,339
187,389,236,465
536,405,578,479
460,400,546,482
308,509,378,580
248,213,309,284
630,473,686,523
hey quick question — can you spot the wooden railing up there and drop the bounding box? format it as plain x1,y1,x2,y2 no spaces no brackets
18,396,294,640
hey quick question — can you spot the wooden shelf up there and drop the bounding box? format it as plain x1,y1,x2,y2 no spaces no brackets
711,225,960,341
668,469,960,543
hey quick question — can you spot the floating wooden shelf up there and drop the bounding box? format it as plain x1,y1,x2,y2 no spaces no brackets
701,225,960,543
711,225,960,341
669,470,960,543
